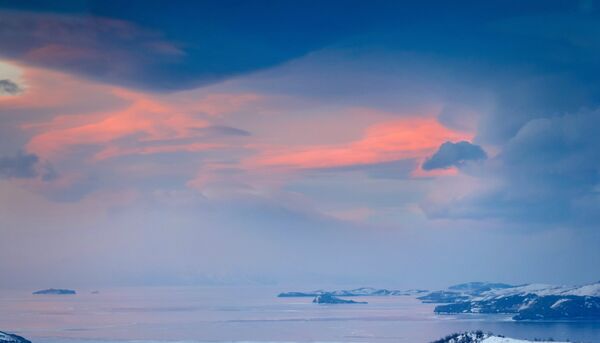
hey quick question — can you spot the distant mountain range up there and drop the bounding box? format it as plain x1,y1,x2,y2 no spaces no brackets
278,282,600,317
448,282,516,294
32,288,76,295
418,282,516,303
0,331,31,343
279,287,427,305
426,281,600,321
278,287,428,297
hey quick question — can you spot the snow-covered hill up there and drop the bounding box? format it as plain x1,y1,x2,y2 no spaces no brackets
432,331,566,343
482,338,564,343
431,281,600,320
419,282,518,303
0,331,31,343
476,282,600,300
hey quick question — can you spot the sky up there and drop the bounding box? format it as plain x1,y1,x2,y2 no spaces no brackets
1,0,600,290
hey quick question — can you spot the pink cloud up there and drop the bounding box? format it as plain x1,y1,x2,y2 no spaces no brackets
27,89,208,160
6,59,473,206
250,116,472,170
17,67,260,161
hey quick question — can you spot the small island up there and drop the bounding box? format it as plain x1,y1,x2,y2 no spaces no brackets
32,288,76,295
312,293,367,304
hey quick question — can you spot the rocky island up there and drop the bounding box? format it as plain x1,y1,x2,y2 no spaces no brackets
32,288,76,295
312,293,367,304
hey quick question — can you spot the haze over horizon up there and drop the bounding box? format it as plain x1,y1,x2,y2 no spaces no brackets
1,0,600,290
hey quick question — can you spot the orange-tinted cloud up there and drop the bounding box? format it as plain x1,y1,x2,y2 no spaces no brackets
251,116,472,170
17,65,260,161
27,89,208,160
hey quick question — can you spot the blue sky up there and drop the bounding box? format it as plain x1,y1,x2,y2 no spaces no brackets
0,0,599,289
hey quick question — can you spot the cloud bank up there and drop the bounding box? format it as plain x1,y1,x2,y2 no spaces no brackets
2,2,600,288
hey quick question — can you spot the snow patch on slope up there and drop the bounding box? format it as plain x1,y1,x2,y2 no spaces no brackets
477,282,600,300
0,332,26,343
483,338,564,343
434,332,567,343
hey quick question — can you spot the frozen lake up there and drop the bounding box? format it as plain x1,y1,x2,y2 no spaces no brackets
1,287,600,342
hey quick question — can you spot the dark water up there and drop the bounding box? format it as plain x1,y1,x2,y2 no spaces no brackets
1,287,599,342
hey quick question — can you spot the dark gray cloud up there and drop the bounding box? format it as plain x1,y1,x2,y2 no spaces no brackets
0,151,57,181
0,152,39,178
0,79,21,95
422,141,487,170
